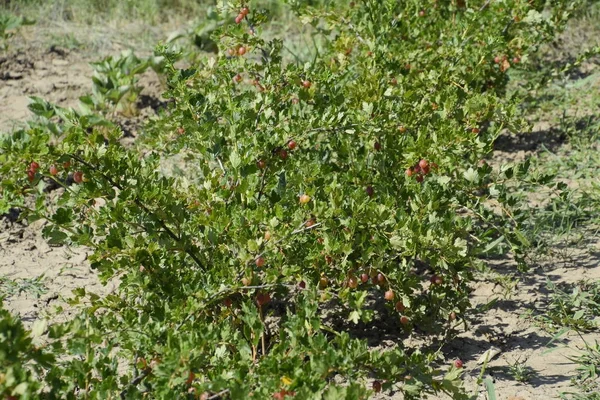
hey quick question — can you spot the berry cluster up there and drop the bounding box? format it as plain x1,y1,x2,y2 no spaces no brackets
255,139,299,171
26,161,39,182
405,159,436,183
26,160,83,184
234,6,250,24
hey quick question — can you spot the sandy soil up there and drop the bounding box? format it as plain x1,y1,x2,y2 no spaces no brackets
0,22,166,134
1,21,600,400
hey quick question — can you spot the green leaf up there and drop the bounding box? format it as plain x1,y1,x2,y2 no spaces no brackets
483,376,497,400
389,236,404,249
482,235,505,254
348,310,360,324
463,167,479,183
229,150,241,169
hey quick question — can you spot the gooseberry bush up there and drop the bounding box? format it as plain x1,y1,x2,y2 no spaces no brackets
0,0,582,398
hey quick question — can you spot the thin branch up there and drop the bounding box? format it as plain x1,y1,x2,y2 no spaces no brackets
342,18,367,45
68,153,206,271
479,0,492,12
216,157,226,174
259,305,266,356
306,124,359,134
119,369,150,399
256,169,268,202
174,282,296,332
208,389,230,399
244,221,322,272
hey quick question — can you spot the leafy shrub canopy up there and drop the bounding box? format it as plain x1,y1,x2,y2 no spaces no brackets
0,0,581,398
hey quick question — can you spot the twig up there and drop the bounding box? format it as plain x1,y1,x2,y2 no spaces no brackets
67,153,206,271
259,305,266,356
216,157,226,174
208,389,230,399
174,282,296,332
306,124,359,134
342,19,367,45
256,168,268,202
119,369,150,399
234,220,323,281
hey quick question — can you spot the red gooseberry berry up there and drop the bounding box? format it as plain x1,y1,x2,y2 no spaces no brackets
372,380,382,393
384,289,395,301
256,292,271,306
49,165,58,176
395,301,405,312
255,256,266,268
73,171,84,183
299,194,311,204
348,276,358,289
